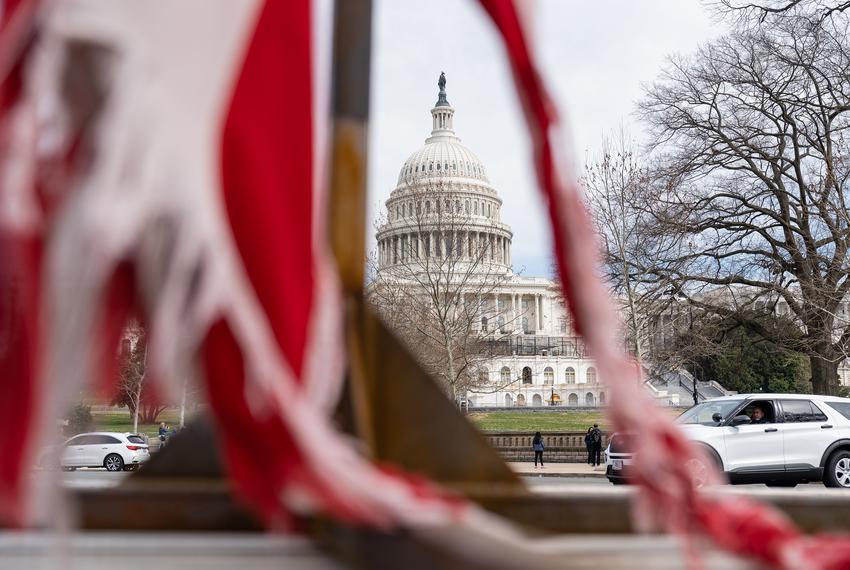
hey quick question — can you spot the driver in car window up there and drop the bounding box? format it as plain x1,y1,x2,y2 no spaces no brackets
750,405,769,424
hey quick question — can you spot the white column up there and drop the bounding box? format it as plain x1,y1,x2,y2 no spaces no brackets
537,295,543,331
541,294,547,332
511,294,516,331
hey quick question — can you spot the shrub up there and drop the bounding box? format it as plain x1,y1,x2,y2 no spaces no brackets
66,403,93,435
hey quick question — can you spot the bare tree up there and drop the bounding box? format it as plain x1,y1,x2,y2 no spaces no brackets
638,13,850,394
584,131,672,368
713,0,850,24
113,324,167,430
368,180,522,402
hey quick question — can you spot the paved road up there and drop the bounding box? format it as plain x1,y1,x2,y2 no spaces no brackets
31,469,131,491
523,474,832,493
40,470,833,493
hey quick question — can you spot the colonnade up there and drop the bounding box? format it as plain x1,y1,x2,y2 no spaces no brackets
377,230,511,267
471,291,547,334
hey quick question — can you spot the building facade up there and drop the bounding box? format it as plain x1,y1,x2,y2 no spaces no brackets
372,77,692,408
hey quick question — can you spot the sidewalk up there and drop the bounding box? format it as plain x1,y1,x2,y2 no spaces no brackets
509,462,607,478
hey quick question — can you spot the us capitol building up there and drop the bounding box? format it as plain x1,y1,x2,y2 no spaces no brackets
372,76,726,408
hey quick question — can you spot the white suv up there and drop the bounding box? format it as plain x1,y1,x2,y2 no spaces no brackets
48,432,151,471
607,394,850,488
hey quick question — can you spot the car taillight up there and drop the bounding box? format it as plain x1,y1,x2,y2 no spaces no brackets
126,445,141,451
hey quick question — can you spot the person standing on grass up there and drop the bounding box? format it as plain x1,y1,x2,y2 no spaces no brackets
584,427,594,465
590,423,603,467
532,431,545,469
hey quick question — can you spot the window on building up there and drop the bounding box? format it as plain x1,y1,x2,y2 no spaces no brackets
481,317,488,333
465,200,470,213
568,393,578,406
505,394,513,407
500,366,511,384
564,367,576,383
474,202,478,214
532,394,543,407
522,367,532,384
478,368,489,385
586,392,596,406
560,318,567,333
516,394,526,407
425,201,431,213
522,316,529,334
586,367,597,384
543,367,554,385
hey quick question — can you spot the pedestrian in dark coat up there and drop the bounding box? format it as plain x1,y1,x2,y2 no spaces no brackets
584,427,594,465
532,431,545,469
590,424,603,467
158,422,169,448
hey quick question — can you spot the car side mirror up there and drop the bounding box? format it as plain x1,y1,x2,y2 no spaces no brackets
730,415,751,427
711,413,723,424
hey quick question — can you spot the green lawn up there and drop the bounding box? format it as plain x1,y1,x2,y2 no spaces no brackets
469,407,688,433
468,410,608,432
91,409,183,439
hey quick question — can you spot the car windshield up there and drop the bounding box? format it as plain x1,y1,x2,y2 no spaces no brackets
676,400,743,426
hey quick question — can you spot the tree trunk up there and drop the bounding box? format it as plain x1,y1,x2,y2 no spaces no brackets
446,340,457,405
810,353,840,395
132,384,141,433
179,377,187,428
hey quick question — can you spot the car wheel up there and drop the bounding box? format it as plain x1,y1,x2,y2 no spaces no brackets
685,457,711,487
824,450,850,488
104,454,124,472
766,482,798,488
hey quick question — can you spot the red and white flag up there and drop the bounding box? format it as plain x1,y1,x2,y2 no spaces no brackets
3,1,850,568
0,0,464,529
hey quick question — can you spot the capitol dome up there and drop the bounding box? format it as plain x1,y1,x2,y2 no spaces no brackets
376,74,513,274
396,132,489,186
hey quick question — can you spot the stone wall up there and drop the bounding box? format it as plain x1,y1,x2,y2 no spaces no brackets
483,431,609,463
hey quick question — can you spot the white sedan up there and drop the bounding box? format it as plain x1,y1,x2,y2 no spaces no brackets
47,432,150,471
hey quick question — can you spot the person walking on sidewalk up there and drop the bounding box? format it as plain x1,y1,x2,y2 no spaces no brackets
584,427,594,465
590,424,603,467
532,431,545,469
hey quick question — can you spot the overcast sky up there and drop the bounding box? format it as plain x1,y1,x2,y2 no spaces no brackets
366,0,723,276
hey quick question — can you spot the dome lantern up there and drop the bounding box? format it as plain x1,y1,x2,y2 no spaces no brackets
429,72,456,142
